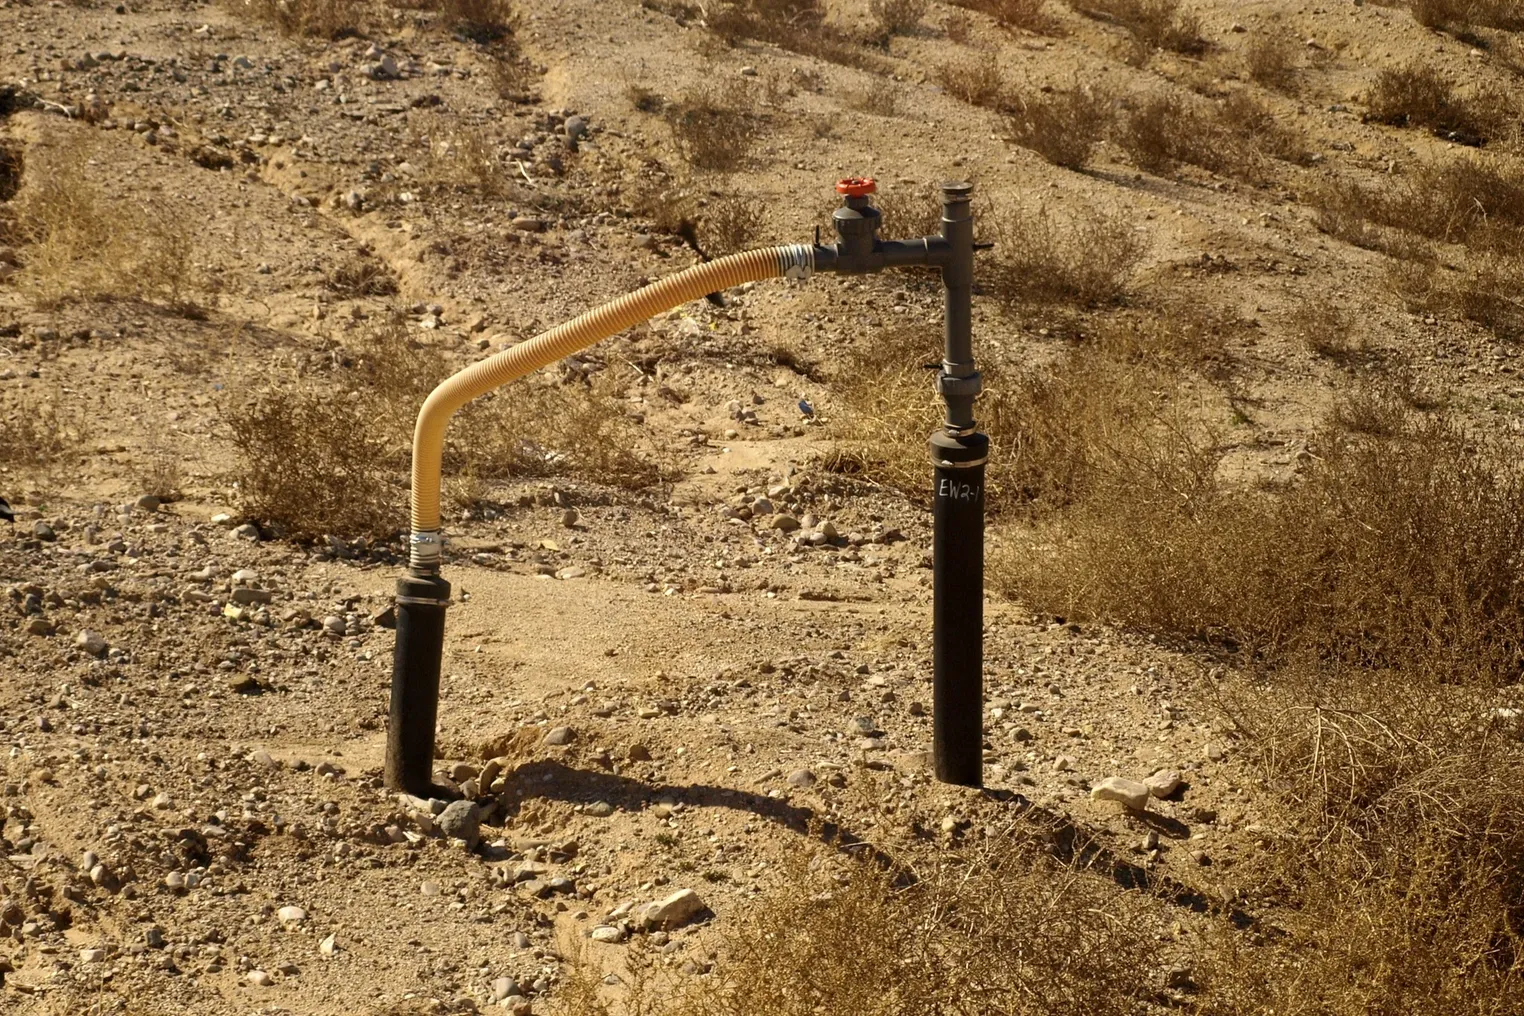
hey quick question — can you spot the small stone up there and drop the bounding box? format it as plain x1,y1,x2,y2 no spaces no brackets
512,216,546,232
1205,743,1226,762
492,976,521,1001
277,905,307,925
590,925,624,943
1091,777,1150,811
75,630,108,656
232,523,260,540
770,514,801,532
786,768,816,788
635,888,706,930
585,801,614,817
134,494,161,511
24,618,54,637
231,587,273,605
1144,769,1184,799
79,948,106,963
319,932,338,955
1052,755,1076,773
847,716,878,736
544,726,575,745
626,743,652,762
247,970,273,987
437,800,481,847
420,880,441,896
561,508,580,527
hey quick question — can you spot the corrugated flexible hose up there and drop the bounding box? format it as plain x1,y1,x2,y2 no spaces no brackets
408,244,816,570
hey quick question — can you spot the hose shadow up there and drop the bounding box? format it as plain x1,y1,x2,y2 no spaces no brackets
492,759,898,869
492,760,1254,928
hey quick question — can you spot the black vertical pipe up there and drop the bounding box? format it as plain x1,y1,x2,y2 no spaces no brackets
931,433,988,786
932,181,986,787
385,572,451,796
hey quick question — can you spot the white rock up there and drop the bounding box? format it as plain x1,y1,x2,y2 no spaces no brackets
1090,776,1150,811
247,970,273,987
79,948,106,963
75,630,108,656
590,925,625,943
277,905,307,925
319,933,338,955
1144,769,1184,799
636,888,706,930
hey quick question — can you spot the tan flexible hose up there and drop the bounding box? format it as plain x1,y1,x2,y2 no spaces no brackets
407,244,816,570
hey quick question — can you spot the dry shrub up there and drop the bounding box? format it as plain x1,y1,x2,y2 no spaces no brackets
325,254,400,298
1087,299,1240,368
1002,396,1524,675
426,0,517,42
12,135,204,312
0,386,83,472
227,0,366,37
985,201,1145,309
226,386,400,540
699,193,765,255
871,184,942,238
1291,298,1364,358
1006,87,1114,169
1316,156,1524,250
1365,61,1508,145
666,81,763,172
950,0,1053,32
944,9,974,41
827,326,1017,507
1077,0,1204,55
868,0,928,35
1221,91,1311,165
1411,0,1524,29
934,56,1007,108
418,124,525,200
709,0,887,72
1116,93,1256,178
1387,249,1524,340
229,319,663,539
1243,31,1300,93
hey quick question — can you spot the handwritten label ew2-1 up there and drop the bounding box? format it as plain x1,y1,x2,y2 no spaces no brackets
937,478,982,503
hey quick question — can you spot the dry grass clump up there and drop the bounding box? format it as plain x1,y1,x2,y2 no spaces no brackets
699,193,766,255
0,387,84,473
868,0,928,35
1087,299,1240,369
1365,61,1511,145
950,0,1054,32
1006,87,1114,169
1314,156,1524,252
325,253,400,298
933,56,1007,108
426,0,517,42
1411,0,1524,30
1290,298,1364,358
1243,32,1300,93
1075,0,1204,55
1002,397,1524,675
666,81,763,172
985,201,1146,309
1115,93,1250,177
416,124,527,200
11,135,204,313
871,183,942,237
227,0,366,38
709,0,888,72
229,319,664,539
1387,248,1524,340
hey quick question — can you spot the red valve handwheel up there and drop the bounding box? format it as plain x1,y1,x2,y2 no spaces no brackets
835,176,877,197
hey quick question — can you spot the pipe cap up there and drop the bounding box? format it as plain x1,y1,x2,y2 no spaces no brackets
835,176,877,197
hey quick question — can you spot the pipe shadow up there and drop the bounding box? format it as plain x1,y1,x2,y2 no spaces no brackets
492,760,1253,928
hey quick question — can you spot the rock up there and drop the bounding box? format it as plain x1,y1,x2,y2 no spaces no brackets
1144,769,1184,799
1052,755,1075,773
585,801,614,817
247,970,273,987
590,925,624,943
321,615,346,635
847,715,878,736
544,726,575,745
786,768,816,788
79,948,106,963
512,216,546,232
564,115,589,143
626,743,652,762
24,618,54,636
1205,743,1226,761
319,933,338,956
770,514,801,531
277,905,307,925
636,888,707,930
436,800,481,846
75,630,108,656
232,523,260,540
33,521,55,541
134,494,161,511
492,976,521,1001
420,880,441,897
231,587,273,605
1091,777,1150,811
560,508,580,527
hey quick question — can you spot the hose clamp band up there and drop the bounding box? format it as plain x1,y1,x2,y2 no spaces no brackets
780,244,814,281
409,530,441,570
933,456,988,469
